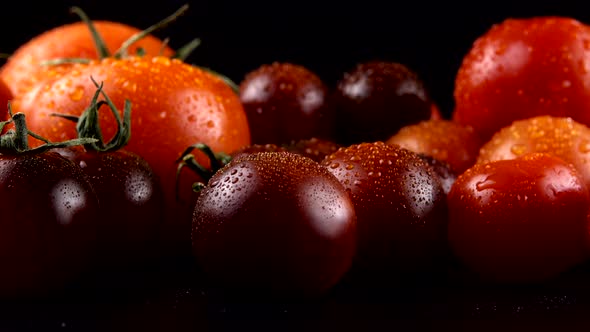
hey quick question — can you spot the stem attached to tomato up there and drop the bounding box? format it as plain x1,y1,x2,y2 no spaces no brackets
0,104,98,155
174,143,232,197
51,77,132,153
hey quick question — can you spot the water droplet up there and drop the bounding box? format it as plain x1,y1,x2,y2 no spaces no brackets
510,144,528,156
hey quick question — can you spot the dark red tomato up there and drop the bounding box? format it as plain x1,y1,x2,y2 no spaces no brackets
386,119,483,174
285,137,341,163
239,62,335,145
454,17,590,142
448,153,590,283
321,142,448,278
192,152,357,298
333,61,434,145
0,151,100,298
56,146,165,270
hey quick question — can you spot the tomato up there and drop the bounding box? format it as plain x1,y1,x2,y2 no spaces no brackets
447,153,590,283
386,119,483,174
477,115,590,189
0,17,174,98
192,151,357,298
239,62,335,145
0,112,100,298
454,17,590,142
11,56,251,258
321,142,448,280
333,61,434,145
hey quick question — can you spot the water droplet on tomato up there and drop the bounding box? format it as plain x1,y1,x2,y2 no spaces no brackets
578,140,590,153
69,86,85,101
510,144,528,156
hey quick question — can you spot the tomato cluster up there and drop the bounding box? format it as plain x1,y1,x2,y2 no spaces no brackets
2,5,590,302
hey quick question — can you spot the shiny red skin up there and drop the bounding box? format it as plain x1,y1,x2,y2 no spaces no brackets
0,152,100,298
333,61,434,145
192,152,357,298
239,62,335,145
56,146,165,269
448,153,590,283
321,142,448,276
454,17,590,142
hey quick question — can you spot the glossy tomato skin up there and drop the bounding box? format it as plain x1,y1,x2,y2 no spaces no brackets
0,20,174,97
192,152,357,298
321,142,448,279
239,62,335,145
448,153,590,284
55,146,165,269
12,56,251,258
454,17,590,142
333,61,434,145
386,119,483,174
0,151,100,298
477,115,590,189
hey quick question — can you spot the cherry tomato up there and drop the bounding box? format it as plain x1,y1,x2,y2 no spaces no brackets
0,112,100,298
454,17,590,141
11,56,251,258
321,142,448,278
477,115,590,189
192,152,357,298
239,62,335,145
386,119,483,174
448,153,590,283
333,61,434,145
57,146,165,269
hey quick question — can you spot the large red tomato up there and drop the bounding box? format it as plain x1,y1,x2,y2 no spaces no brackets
11,56,251,257
453,17,590,142
0,20,174,98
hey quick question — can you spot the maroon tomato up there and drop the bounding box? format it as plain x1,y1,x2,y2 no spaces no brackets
192,152,357,298
239,62,335,145
0,112,100,298
454,17,590,142
321,142,448,278
333,61,434,145
448,153,590,283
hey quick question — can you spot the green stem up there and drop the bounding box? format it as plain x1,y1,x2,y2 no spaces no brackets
70,6,111,58
113,4,190,59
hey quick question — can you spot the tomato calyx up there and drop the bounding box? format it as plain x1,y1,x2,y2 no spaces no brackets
0,105,97,155
175,143,232,194
39,4,199,68
52,77,132,153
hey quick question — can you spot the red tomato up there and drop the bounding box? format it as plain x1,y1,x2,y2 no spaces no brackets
321,142,448,279
477,115,590,189
0,112,100,298
448,153,590,283
11,56,251,257
193,152,357,298
454,17,590,141
386,119,483,174
0,20,174,98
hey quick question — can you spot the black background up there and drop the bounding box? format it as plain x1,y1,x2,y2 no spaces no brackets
4,0,590,117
